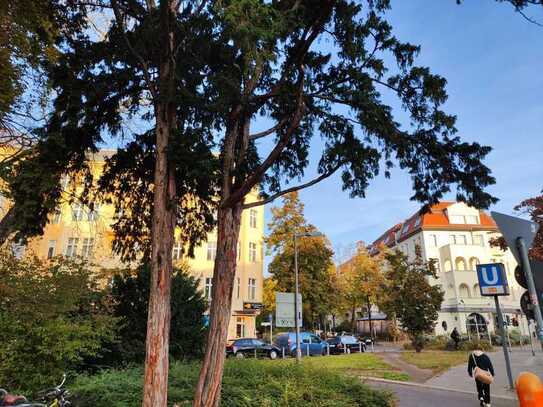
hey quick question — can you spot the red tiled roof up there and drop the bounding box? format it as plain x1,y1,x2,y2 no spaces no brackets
370,201,498,249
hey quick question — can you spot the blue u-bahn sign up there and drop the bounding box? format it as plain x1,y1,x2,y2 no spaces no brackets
476,263,510,296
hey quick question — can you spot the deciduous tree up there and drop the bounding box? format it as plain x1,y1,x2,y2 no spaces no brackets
266,192,336,330
337,243,384,336
380,250,444,352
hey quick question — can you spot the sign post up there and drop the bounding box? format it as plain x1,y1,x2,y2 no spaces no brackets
492,211,543,344
477,263,514,389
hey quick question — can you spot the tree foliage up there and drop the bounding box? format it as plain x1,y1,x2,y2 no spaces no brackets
0,252,117,391
379,250,444,352
109,262,208,363
337,243,384,333
266,192,335,328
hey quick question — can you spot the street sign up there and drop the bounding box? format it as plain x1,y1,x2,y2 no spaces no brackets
521,291,535,321
261,322,271,327
491,211,539,264
275,292,302,327
476,263,510,296
243,302,263,310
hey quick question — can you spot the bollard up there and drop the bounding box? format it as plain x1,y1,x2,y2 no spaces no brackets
306,344,309,357
282,347,285,359
326,343,330,356
359,342,362,353
516,372,543,407
343,343,346,354
254,348,257,358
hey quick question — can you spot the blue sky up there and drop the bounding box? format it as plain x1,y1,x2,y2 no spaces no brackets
263,1,543,266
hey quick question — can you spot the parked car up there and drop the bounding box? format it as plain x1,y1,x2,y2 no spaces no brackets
326,335,365,354
273,332,327,356
225,338,281,359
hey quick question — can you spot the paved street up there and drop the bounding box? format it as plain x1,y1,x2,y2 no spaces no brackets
368,380,517,407
427,348,543,398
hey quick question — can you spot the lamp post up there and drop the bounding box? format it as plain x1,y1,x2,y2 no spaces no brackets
294,231,324,362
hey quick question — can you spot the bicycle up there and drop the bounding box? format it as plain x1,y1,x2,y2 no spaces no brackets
0,374,70,407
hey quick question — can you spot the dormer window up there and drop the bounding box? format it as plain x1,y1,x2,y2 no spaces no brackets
466,215,479,224
414,217,421,228
401,223,410,235
449,215,465,224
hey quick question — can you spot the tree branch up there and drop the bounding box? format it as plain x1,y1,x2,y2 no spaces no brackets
111,0,157,100
248,118,288,141
221,68,306,209
242,164,342,209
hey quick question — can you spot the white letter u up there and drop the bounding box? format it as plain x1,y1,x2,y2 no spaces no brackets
482,266,499,285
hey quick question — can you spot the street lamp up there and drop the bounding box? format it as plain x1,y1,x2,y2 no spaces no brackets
294,231,324,362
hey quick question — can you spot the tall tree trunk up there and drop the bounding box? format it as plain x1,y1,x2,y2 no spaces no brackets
367,298,373,340
194,204,242,407
142,104,177,407
142,2,177,406
0,206,15,246
351,305,356,333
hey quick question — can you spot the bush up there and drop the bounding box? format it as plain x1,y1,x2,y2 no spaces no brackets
492,329,530,346
0,253,117,392
72,359,394,407
459,339,493,352
108,262,207,364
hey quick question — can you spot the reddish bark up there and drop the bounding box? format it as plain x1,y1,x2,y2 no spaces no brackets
193,204,242,407
142,103,177,407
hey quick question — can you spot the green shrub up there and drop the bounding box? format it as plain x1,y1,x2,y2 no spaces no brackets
459,339,493,352
107,263,207,365
0,253,117,392
72,360,394,407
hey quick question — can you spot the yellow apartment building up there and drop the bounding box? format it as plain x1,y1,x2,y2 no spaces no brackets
2,150,264,340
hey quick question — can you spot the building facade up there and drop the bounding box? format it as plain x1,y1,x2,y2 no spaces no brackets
2,150,264,340
371,201,530,338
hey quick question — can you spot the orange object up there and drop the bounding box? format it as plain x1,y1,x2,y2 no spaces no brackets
516,372,543,407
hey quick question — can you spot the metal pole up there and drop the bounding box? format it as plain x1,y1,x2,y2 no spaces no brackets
518,237,543,344
294,235,301,363
495,296,514,389
529,320,536,356
270,316,273,344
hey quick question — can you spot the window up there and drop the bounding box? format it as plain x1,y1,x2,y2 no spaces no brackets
249,242,257,262
401,223,410,235
249,209,257,228
87,203,100,221
457,235,467,245
65,238,79,257
248,278,256,300
429,234,438,247
449,234,457,245
72,203,84,221
466,215,479,224
455,257,467,271
430,258,440,274
469,257,480,271
459,283,471,298
60,175,70,190
81,238,94,258
207,241,217,261
52,208,62,224
237,277,240,299
414,217,421,228
172,240,182,260
47,240,56,259
236,317,245,338
449,215,465,224
473,235,484,246
204,277,213,300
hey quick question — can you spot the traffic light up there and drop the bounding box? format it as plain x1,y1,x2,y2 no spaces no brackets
517,261,543,321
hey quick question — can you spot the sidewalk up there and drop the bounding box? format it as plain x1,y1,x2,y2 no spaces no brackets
366,379,516,407
427,348,543,398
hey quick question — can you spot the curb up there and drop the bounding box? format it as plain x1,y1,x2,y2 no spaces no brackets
360,376,518,401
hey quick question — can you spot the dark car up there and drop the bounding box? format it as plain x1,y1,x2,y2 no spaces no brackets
326,335,365,354
226,338,280,359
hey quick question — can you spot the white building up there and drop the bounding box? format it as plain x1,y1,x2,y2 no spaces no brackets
371,201,529,338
